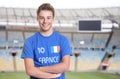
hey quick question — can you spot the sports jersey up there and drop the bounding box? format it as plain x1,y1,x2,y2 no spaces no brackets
21,31,72,79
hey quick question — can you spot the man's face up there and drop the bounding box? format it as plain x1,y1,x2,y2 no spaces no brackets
37,10,54,32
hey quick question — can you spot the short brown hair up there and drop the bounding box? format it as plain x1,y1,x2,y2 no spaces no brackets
37,3,55,17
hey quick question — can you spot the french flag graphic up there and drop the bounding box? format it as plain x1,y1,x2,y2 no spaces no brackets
51,46,60,53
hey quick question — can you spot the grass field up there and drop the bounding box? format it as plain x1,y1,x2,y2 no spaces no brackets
0,71,120,79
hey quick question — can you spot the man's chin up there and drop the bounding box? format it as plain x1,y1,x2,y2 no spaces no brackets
41,29,49,32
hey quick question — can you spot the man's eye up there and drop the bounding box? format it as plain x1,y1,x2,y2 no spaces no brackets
39,17,44,19
47,17,51,19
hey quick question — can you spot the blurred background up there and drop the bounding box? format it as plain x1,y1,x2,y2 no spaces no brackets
0,0,120,79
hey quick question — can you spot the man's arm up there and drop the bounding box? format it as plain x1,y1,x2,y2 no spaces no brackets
24,58,61,78
38,55,70,74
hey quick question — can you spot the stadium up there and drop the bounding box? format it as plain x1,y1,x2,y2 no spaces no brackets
0,0,120,79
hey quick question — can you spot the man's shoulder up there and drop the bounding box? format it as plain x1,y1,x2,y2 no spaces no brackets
25,32,38,41
54,31,68,41
54,31,65,37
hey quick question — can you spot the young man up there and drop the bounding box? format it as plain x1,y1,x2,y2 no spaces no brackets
21,3,72,79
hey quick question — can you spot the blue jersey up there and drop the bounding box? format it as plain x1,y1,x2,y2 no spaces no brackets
21,31,72,79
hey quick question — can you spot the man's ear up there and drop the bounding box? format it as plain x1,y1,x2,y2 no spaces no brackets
53,16,55,21
36,16,38,21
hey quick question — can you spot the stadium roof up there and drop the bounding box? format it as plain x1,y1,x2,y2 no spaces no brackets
0,7,119,31
0,0,120,32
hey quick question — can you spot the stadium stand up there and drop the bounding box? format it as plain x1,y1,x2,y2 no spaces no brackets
0,7,120,73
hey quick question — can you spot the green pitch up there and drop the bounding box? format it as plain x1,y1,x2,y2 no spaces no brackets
66,71,120,79
0,71,120,79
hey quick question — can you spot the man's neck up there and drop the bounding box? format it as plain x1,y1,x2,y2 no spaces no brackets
40,29,53,37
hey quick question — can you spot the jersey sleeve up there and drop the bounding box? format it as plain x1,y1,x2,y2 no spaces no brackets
21,39,34,59
60,37,72,57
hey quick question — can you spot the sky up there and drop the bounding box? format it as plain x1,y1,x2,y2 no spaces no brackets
0,0,120,9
